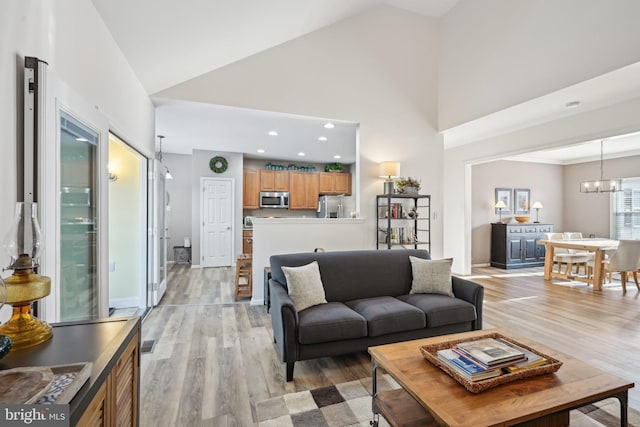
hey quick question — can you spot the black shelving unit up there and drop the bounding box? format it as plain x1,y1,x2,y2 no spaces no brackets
376,194,430,250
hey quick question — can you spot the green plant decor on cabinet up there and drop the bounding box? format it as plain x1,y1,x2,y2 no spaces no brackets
324,162,344,172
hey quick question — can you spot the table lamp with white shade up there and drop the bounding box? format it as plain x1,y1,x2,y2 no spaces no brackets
494,200,507,223
379,161,400,194
532,201,544,223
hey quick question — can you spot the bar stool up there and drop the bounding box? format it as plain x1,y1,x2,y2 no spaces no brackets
235,254,252,301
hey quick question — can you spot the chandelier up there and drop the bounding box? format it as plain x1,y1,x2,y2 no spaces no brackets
579,140,621,193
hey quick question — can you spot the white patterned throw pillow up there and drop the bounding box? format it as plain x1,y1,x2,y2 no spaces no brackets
409,256,454,297
282,261,328,311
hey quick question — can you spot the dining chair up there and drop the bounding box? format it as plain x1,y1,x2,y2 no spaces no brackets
562,232,594,275
544,232,590,276
589,240,640,293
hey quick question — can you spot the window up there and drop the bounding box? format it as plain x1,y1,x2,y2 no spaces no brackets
612,178,640,239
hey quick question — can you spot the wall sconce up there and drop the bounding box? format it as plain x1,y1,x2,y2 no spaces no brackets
531,201,543,223
378,161,400,194
494,200,506,223
108,163,118,182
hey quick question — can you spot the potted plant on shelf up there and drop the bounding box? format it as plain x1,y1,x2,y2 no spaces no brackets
396,177,421,195
324,162,344,173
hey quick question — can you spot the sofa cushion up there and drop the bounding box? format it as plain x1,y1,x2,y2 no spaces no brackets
298,302,367,345
345,296,426,337
282,261,327,312
397,294,476,328
409,257,454,297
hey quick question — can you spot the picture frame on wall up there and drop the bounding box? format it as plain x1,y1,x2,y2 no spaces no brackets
514,188,531,214
494,188,512,214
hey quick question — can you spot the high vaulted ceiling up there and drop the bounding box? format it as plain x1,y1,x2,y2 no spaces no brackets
92,0,459,161
92,0,459,95
93,0,640,163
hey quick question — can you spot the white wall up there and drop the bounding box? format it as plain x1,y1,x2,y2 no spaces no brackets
158,5,444,258
439,0,640,129
108,140,143,307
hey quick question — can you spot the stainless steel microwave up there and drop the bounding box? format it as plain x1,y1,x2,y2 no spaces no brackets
260,192,289,209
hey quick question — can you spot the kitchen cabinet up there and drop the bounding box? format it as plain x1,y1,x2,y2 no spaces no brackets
376,194,430,251
243,169,260,209
490,223,553,269
242,229,253,255
319,172,351,195
289,172,319,210
259,170,289,192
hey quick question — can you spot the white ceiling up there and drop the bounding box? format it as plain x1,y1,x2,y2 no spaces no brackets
155,99,358,163
93,0,640,164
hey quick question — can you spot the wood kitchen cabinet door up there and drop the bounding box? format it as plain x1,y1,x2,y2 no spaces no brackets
260,170,289,191
290,172,319,209
319,172,351,195
243,169,260,209
242,229,253,254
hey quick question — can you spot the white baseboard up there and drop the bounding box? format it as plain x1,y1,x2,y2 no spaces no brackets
250,298,264,306
472,263,491,267
190,264,201,269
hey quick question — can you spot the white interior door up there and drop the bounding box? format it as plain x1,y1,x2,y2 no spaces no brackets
200,178,233,267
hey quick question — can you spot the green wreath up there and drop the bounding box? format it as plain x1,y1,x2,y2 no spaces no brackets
209,156,228,173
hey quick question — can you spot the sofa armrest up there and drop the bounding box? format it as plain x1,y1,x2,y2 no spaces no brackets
269,279,299,363
452,276,484,330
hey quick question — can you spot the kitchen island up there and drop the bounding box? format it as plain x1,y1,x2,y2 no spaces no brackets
250,217,368,305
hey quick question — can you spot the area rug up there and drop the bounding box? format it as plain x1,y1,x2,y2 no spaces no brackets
256,375,640,426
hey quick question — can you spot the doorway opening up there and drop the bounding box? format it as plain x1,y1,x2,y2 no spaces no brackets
108,133,148,316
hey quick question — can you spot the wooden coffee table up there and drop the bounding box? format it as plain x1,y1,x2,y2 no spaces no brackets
369,328,634,427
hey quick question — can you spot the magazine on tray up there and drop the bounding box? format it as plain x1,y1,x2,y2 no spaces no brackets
437,349,501,381
455,338,526,366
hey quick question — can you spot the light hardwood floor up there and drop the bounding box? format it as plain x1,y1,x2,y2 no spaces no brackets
139,264,640,426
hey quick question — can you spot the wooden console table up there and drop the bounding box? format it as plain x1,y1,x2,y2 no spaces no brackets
0,317,141,426
369,328,633,426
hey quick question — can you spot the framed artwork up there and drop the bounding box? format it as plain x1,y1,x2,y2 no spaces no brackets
514,188,531,214
494,188,512,214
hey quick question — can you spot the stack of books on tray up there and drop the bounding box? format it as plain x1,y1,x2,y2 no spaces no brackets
437,337,548,382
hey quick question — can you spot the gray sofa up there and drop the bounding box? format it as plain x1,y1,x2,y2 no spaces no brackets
269,249,484,381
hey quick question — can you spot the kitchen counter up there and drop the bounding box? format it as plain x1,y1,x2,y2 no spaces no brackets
249,217,369,305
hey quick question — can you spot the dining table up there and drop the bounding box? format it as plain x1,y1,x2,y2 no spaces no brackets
536,238,619,291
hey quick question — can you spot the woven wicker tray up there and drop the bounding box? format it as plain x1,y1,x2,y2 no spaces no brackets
419,332,562,393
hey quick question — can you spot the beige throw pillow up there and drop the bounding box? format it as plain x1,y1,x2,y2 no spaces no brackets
282,261,327,311
409,256,454,297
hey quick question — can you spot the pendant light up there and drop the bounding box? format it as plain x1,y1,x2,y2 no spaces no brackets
157,135,174,180
579,140,621,193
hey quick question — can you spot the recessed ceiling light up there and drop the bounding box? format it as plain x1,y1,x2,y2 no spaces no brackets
565,101,581,109
297,152,305,156
268,130,278,136
333,155,341,159
257,149,265,153
318,136,327,141
324,123,335,129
